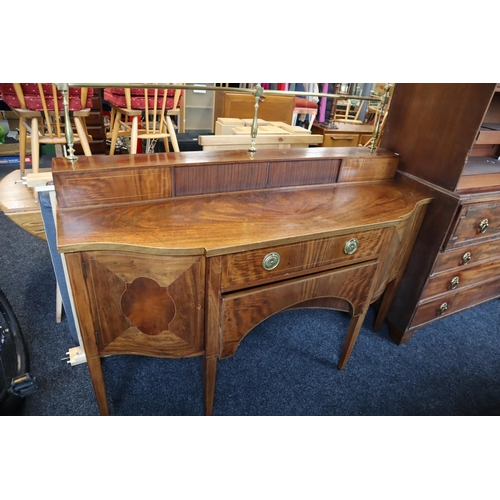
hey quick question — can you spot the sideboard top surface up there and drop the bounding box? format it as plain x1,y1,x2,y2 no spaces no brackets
56,179,432,256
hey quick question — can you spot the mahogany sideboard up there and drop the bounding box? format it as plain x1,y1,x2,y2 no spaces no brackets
51,147,433,415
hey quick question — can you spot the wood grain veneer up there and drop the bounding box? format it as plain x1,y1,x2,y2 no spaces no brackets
53,147,433,415
51,147,401,210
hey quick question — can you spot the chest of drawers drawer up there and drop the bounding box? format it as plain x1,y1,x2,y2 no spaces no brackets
220,228,386,292
432,238,500,274
446,199,500,249
421,258,500,301
411,277,500,328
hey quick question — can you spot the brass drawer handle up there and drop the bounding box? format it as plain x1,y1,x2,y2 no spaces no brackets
262,252,280,271
450,276,459,290
478,218,489,233
344,238,359,255
438,302,448,315
460,251,471,265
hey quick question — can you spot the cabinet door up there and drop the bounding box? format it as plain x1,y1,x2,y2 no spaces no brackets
81,251,205,358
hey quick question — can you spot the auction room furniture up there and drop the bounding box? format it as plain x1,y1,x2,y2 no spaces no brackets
104,86,183,154
51,147,433,415
74,88,107,155
199,119,323,151
292,97,319,130
0,167,48,239
222,92,295,123
334,99,364,124
0,83,93,176
380,83,500,344
311,121,375,147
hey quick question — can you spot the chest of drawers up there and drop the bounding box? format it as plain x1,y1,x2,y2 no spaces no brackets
380,83,500,345
409,195,500,331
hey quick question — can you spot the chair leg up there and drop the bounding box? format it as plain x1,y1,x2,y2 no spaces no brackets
30,116,40,175
18,118,27,178
109,110,122,155
73,117,92,156
165,115,180,152
130,116,139,154
307,113,317,131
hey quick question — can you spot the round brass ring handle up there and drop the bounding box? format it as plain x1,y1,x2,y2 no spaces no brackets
344,238,359,255
450,276,459,290
461,252,471,265
478,218,489,234
262,252,280,271
438,302,448,315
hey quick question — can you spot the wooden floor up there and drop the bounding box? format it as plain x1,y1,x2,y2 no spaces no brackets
0,168,49,240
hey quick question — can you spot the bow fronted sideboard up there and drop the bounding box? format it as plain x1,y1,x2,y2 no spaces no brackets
51,147,433,415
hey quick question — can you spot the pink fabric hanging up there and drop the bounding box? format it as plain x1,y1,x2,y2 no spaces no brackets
318,83,329,123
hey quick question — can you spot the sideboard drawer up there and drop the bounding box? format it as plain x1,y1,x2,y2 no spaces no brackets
446,200,500,248
411,277,500,328
421,258,500,301
220,228,386,291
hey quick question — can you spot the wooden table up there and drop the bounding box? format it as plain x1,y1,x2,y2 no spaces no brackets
311,122,375,147
51,147,433,415
0,168,49,240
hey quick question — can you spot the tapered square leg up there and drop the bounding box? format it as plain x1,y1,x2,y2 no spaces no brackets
337,312,367,370
203,355,217,416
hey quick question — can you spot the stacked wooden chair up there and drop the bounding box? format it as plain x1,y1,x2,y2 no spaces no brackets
104,85,183,154
292,97,319,130
0,83,93,176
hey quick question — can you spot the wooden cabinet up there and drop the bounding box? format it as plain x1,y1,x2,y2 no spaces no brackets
311,122,374,147
380,83,500,344
73,88,107,155
52,148,432,415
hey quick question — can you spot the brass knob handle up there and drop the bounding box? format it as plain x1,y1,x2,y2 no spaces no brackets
478,218,489,233
438,302,448,315
450,276,459,290
262,252,280,271
344,238,359,255
460,251,471,265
